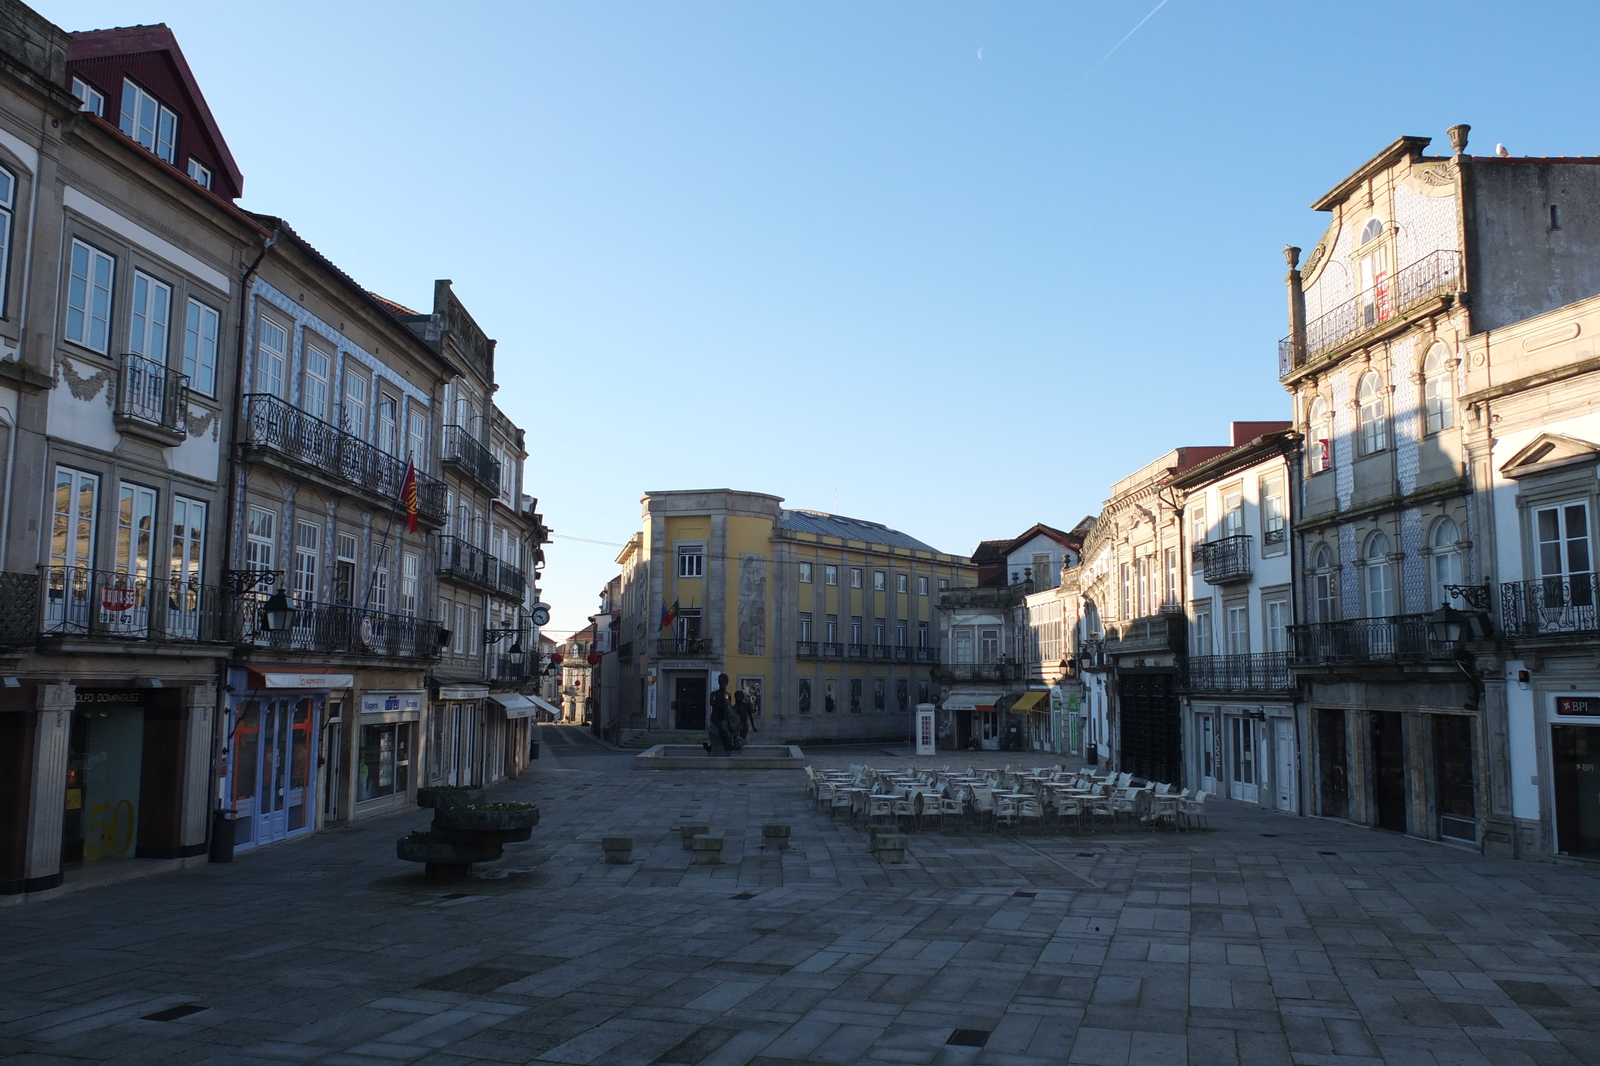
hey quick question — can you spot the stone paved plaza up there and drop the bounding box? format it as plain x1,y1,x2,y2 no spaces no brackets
6,726,1600,1066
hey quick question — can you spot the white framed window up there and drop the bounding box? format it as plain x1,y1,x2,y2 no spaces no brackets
0,166,13,319
1429,516,1465,608
850,567,863,588
1119,562,1131,619
1309,396,1333,473
71,76,106,116
372,556,389,615
677,545,704,578
469,606,481,656
979,628,1000,663
1192,608,1212,656
1310,542,1337,623
1261,476,1286,548
1225,604,1249,655
1423,343,1455,435
1363,532,1395,617
874,617,886,645
51,466,99,572
849,616,863,643
824,614,838,643
1164,547,1178,605
896,573,907,593
66,239,114,353
377,394,398,455
896,620,908,646
1190,502,1207,545
798,561,812,583
342,365,369,435
407,405,428,471
918,620,930,647
119,78,177,163
798,612,812,642
1221,490,1245,538
1264,598,1288,654
1358,372,1388,455
1535,502,1591,587
873,570,885,591
294,520,320,605
182,298,219,396
255,316,288,397
246,506,275,590
453,602,466,654
128,271,172,362
301,343,331,420
825,565,838,586
186,158,212,190
918,575,929,595
115,482,158,579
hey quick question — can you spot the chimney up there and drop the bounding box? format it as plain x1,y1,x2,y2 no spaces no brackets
1283,245,1305,373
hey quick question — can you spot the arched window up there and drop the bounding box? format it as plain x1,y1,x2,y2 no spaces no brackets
1311,542,1337,623
1358,372,1388,454
1363,531,1395,617
1308,396,1333,473
1423,343,1454,434
1429,516,1464,607
1360,218,1384,246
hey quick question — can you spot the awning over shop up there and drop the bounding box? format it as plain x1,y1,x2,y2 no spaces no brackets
490,693,538,719
1010,690,1048,712
247,669,354,690
438,684,490,700
527,694,562,719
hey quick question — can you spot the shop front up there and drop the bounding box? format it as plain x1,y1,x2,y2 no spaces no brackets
938,689,1001,750
358,689,424,815
225,668,350,851
490,692,538,779
426,683,487,787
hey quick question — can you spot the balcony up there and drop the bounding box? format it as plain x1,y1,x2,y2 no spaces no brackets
1180,653,1294,694
657,636,712,658
1280,250,1462,378
443,425,502,493
938,584,1028,610
932,661,1022,684
822,642,845,658
234,591,442,659
1105,609,1185,656
487,557,526,601
915,647,939,663
847,642,870,659
115,354,187,445
32,567,224,643
244,395,447,525
796,640,820,659
1193,535,1253,585
489,654,532,684
1289,615,1450,666
1501,577,1600,638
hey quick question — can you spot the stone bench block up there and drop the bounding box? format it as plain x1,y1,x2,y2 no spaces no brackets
601,837,634,865
761,824,791,850
690,834,724,864
679,824,710,849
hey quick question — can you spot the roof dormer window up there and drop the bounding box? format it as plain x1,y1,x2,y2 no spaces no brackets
70,76,105,116
119,78,177,163
186,158,212,189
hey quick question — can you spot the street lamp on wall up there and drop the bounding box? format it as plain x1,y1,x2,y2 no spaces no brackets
262,589,294,634
1428,601,1468,647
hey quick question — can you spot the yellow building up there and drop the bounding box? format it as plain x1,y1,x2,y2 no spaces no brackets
611,490,973,741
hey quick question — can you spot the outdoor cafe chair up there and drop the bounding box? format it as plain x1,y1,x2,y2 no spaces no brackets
971,787,998,829
938,788,968,833
1055,794,1086,832
867,793,895,829
993,792,1020,831
1017,796,1045,834
893,791,919,831
1179,790,1210,830
1088,794,1118,832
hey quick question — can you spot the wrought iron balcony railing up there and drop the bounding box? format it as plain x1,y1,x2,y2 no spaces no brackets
847,642,870,658
1193,535,1253,585
234,591,442,659
657,636,712,657
1280,250,1463,377
115,353,188,440
443,424,502,493
871,644,894,660
822,642,846,658
932,661,1020,683
244,394,447,524
489,655,533,684
42,566,223,642
438,535,492,588
915,647,939,663
1180,653,1295,693
487,556,526,601
1501,577,1600,637
1288,615,1450,666
796,640,820,659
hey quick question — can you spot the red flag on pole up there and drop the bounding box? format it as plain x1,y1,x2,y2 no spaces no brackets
401,459,418,534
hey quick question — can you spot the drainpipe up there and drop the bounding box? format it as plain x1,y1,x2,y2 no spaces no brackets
207,227,278,861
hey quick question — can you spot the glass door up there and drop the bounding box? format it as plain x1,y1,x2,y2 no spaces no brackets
1273,718,1297,812
234,697,318,848
168,497,206,640
1198,714,1218,793
1228,715,1258,803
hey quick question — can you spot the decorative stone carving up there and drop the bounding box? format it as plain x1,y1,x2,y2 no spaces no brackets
1284,245,1301,269
1418,163,1457,187
1302,242,1326,276
1447,123,1470,155
186,408,216,438
57,356,111,403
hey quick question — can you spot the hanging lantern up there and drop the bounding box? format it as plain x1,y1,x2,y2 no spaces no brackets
586,652,601,666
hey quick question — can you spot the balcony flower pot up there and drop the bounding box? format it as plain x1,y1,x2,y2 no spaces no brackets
417,786,487,810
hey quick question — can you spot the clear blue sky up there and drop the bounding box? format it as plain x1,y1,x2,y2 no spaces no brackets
39,0,1600,638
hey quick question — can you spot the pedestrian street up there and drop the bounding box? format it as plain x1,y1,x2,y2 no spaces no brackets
5,732,1600,1066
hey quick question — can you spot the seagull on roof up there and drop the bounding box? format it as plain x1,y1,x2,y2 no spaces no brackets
1496,143,1510,157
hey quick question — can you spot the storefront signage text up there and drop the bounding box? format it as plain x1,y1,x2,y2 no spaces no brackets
1556,696,1600,717
75,691,141,704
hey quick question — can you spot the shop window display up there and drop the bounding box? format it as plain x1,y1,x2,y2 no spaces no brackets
359,722,412,801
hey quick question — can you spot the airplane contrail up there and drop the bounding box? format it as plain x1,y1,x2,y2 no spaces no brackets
1073,0,1172,88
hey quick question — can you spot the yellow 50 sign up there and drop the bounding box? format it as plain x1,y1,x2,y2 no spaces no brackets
83,799,135,860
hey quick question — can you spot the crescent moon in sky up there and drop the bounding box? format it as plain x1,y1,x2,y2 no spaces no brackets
977,47,984,60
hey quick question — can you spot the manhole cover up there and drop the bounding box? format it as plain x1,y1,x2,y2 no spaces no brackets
142,1004,206,1022
948,1029,990,1047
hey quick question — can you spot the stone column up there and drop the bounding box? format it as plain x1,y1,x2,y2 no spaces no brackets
25,684,74,889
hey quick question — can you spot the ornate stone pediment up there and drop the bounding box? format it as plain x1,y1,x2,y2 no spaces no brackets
1500,432,1600,480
